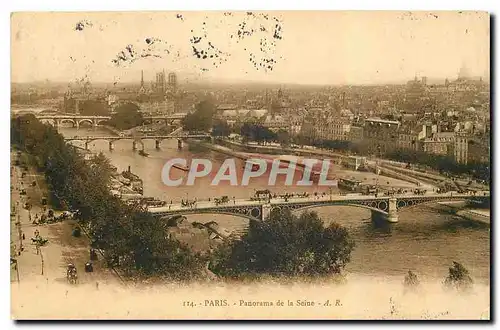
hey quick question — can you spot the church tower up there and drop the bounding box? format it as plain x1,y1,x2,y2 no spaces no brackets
139,70,146,94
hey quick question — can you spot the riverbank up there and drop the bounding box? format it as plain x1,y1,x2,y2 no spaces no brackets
437,201,490,225
189,138,419,191
457,209,491,225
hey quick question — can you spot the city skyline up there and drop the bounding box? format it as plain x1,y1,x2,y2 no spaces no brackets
11,11,490,85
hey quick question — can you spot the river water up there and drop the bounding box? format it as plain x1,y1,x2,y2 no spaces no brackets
59,127,491,284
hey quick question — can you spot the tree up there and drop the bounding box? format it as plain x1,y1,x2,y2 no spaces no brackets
403,270,420,290
293,133,313,147
108,102,144,130
239,123,276,144
277,129,290,147
211,209,355,278
212,119,231,137
182,100,217,132
444,261,473,292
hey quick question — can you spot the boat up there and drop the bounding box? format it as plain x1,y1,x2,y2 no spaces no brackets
173,163,189,171
138,150,149,157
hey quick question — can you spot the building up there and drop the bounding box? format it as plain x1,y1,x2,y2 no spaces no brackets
138,70,147,95
467,135,490,164
406,76,426,100
140,100,174,115
262,114,289,132
299,121,318,140
155,71,166,95
363,118,401,155
348,125,364,143
454,132,469,164
316,117,351,141
398,129,420,151
168,72,177,92
421,132,455,156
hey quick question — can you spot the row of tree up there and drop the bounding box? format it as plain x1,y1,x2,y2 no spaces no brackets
11,114,202,279
182,100,217,132
385,149,490,182
11,114,357,280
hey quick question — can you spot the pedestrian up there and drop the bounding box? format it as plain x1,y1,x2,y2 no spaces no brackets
22,233,25,240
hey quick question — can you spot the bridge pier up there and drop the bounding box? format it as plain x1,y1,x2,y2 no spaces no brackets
84,142,89,150
177,139,183,150
386,198,399,223
75,121,80,130
109,141,114,151
371,198,398,223
261,203,271,221
155,139,161,150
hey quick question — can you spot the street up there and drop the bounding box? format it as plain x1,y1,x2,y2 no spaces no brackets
10,149,122,318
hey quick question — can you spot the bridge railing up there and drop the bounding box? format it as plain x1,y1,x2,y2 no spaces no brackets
147,191,488,213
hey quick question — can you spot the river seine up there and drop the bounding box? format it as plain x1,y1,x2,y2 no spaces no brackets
59,127,490,284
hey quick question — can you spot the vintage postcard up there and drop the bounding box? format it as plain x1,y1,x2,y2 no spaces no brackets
10,11,490,320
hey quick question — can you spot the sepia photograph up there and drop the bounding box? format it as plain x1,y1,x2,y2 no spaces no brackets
9,10,491,320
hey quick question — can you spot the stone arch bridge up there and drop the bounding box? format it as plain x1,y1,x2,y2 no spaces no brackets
64,134,211,150
149,193,490,223
36,113,187,129
37,115,111,129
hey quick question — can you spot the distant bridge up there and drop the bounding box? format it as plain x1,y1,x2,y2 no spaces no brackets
36,115,111,129
35,113,187,129
142,113,187,125
149,192,490,223
64,134,211,150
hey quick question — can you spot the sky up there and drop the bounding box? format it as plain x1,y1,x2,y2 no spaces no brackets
11,11,490,85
